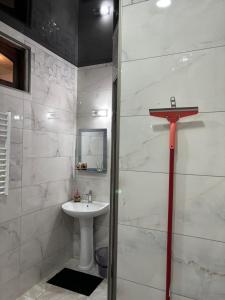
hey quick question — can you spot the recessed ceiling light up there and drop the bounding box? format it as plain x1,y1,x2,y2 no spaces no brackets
100,4,111,16
156,0,171,8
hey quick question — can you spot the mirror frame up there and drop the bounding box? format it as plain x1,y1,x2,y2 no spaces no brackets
78,128,107,174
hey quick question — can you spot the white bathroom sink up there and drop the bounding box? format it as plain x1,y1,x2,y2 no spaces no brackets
62,200,109,218
62,200,109,271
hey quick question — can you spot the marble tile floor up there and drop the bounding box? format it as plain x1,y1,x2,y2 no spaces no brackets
17,259,107,300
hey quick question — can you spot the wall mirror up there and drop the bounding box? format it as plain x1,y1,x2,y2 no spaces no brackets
77,128,107,173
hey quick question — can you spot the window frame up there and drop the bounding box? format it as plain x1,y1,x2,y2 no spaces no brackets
0,32,31,92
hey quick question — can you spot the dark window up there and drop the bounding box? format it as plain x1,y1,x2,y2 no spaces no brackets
0,34,30,92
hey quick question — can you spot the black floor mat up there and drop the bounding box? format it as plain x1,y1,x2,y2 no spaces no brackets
47,268,103,296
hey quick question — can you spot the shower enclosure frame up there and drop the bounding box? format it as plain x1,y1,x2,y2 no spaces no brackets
108,2,121,299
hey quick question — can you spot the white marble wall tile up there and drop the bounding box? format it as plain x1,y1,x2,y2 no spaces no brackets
119,113,225,176
78,65,112,94
23,101,75,134
0,188,21,224
118,225,225,299
20,239,43,272
73,219,80,258
40,226,72,258
75,176,110,203
22,180,72,214
9,157,22,188
117,278,164,300
21,206,62,243
0,249,20,285
77,115,111,132
32,45,76,91
40,231,62,259
172,235,225,300
121,46,225,116
94,225,109,249
117,225,166,290
23,130,74,158
119,171,225,242
0,82,27,100
122,0,225,61
19,266,41,297
117,278,193,300
77,89,112,117
31,74,75,113
40,247,72,279
77,65,112,117
11,128,23,145
118,171,168,230
0,93,24,129
22,157,72,186
20,211,43,244
10,143,22,162
9,130,23,189
20,237,72,285
0,276,20,300
174,175,225,243
95,211,110,228
0,218,20,256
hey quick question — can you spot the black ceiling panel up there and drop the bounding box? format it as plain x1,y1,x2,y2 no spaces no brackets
0,0,79,65
0,0,116,66
78,0,114,67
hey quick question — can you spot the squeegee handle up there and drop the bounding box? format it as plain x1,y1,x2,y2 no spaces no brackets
166,147,175,300
169,122,176,149
166,121,177,300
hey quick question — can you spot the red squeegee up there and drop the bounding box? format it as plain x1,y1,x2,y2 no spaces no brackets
149,98,198,300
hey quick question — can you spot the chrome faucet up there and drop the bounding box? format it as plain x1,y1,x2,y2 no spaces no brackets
82,190,93,203
87,190,93,203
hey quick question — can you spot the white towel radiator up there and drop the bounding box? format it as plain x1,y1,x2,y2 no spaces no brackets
0,112,11,196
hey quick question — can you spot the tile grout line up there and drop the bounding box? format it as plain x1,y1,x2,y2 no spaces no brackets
22,128,75,136
118,223,225,245
22,155,74,160
18,86,26,279
9,177,72,190
122,44,225,64
0,197,70,227
122,0,149,8
119,169,225,179
117,276,196,300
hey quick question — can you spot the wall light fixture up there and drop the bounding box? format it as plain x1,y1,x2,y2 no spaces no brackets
92,109,108,117
156,0,171,8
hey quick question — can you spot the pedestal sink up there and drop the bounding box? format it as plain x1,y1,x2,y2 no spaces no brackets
62,201,109,271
